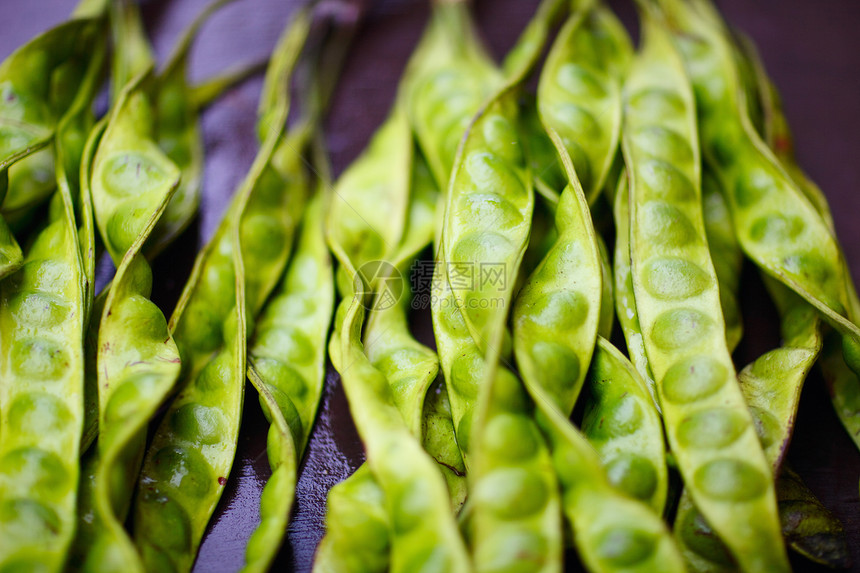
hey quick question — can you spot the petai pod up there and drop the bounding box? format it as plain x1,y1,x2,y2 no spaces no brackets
611,173,657,404
438,28,561,566
326,108,412,298
244,193,333,572
623,9,787,571
521,354,686,573
659,0,860,378
314,466,390,573
72,56,184,571
406,0,503,189
0,5,107,277
536,1,631,204
336,284,470,573
581,337,668,513
513,102,603,416
700,168,743,351
132,9,314,571
147,0,238,256
735,26,860,489
0,169,86,570
673,29,851,569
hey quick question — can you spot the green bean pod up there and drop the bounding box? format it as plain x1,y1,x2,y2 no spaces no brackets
438,87,561,572
132,10,313,571
88,71,180,263
314,466,390,573
337,287,470,573
63,46,107,452
623,10,787,572
536,2,631,204
243,193,333,572
0,9,106,277
521,368,685,572
672,283,826,570
659,0,860,377
406,0,502,189
700,169,743,351
581,337,668,513
735,28,860,479
512,180,601,415
69,56,184,570
0,169,86,572
317,152,458,572
147,0,236,256
326,108,412,297
611,174,658,404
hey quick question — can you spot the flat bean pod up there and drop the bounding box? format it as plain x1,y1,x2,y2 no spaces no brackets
133,10,313,571
406,0,502,189
0,11,106,277
71,51,184,569
623,11,787,571
536,2,631,204
337,287,470,573
659,0,860,377
440,81,560,573
244,193,333,572
0,171,86,572
701,169,742,351
581,337,668,513
522,370,685,573
147,0,236,257
611,173,658,404
314,466,390,573
326,108,412,296
735,29,860,477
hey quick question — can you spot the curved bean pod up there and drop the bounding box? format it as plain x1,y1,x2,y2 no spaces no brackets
735,29,860,480
624,11,787,571
317,152,460,572
440,90,532,353
522,367,685,573
133,10,313,571
0,172,86,571
659,0,860,377
72,57,185,570
0,11,106,277
406,0,502,189
326,108,412,297
337,287,470,573
89,70,180,263
313,466,390,573
611,173,658,405
439,85,559,573
582,337,668,513
701,169,743,351
147,0,236,257
512,180,601,414
244,194,333,572
536,2,631,204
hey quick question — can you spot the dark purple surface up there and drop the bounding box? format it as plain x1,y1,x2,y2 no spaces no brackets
4,0,860,571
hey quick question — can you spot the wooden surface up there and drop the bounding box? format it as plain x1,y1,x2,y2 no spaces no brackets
4,0,860,571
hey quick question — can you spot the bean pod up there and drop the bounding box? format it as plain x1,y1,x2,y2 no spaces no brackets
623,10,787,571
132,10,313,571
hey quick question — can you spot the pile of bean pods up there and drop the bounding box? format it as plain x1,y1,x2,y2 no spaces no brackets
2,0,859,571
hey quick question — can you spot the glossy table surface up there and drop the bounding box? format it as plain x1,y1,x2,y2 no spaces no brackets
4,0,860,571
